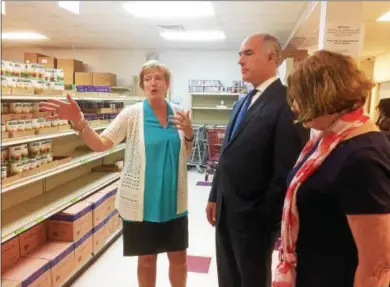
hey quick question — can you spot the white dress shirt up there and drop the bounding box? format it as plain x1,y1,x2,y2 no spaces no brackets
249,76,279,107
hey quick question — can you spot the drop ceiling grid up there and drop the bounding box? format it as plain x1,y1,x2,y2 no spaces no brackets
2,1,307,49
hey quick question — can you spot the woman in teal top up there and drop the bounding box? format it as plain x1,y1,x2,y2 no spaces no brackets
119,61,193,287
42,60,194,287
142,99,188,222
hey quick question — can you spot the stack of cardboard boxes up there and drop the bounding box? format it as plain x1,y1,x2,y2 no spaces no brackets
75,72,117,87
23,53,117,87
1,181,121,287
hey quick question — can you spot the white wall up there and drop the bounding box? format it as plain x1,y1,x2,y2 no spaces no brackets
2,48,242,109
379,82,390,100
374,52,390,83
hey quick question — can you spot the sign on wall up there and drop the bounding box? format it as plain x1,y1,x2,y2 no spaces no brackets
323,23,364,59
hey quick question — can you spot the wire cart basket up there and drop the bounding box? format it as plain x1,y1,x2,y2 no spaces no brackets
187,125,208,173
204,126,226,181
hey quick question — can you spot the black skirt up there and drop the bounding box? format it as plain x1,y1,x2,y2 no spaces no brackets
122,216,188,256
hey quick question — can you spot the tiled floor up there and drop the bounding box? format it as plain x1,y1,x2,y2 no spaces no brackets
70,171,279,287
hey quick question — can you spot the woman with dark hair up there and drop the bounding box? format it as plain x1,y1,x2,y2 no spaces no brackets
377,98,390,141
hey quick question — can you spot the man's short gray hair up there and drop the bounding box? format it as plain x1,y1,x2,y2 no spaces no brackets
262,34,283,67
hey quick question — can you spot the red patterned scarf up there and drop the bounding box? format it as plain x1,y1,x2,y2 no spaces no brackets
272,108,370,287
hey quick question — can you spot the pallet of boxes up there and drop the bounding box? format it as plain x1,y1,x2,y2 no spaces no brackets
1,181,122,287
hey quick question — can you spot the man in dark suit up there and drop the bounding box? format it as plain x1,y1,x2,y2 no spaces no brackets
206,33,309,287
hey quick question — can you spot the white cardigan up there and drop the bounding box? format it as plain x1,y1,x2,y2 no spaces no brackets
101,102,188,221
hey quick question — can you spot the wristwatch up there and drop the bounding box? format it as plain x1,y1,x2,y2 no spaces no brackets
69,113,89,135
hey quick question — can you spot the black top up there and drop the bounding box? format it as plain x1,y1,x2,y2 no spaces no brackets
287,132,390,287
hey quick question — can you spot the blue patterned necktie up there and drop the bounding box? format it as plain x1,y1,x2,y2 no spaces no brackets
229,89,258,141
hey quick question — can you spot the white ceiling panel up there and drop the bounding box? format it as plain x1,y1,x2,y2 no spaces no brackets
288,1,390,58
2,1,308,50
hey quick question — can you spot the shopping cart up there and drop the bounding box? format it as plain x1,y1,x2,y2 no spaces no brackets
187,125,207,173
204,127,226,181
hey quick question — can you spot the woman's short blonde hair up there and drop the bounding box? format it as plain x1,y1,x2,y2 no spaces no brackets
139,60,171,90
287,50,374,123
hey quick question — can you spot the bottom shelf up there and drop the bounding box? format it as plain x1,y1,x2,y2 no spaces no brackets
63,228,123,287
2,172,120,243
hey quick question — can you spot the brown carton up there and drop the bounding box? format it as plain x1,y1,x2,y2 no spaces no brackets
38,56,57,69
74,231,93,270
1,236,20,272
26,241,75,287
24,53,48,64
92,73,116,86
47,201,93,242
19,222,47,257
75,72,93,85
92,219,107,254
1,280,22,287
106,213,116,237
115,212,122,231
84,192,109,227
2,257,51,287
57,59,84,85
97,182,118,217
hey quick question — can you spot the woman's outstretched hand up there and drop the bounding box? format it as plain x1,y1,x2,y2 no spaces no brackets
40,94,83,123
170,110,193,139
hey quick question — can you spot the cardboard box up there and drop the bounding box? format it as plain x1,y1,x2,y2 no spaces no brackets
38,56,57,69
19,222,47,257
57,59,84,85
92,73,116,87
92,219,107,254
1,280,22,287
2,257,51,287
26,241,75,287
47,201,93,242
84,192,109,227
97,183,118,216
115,212,122,231
1,236,20,273
24,53,48,64
74,231,93,270
75,72,93,85
106,211,117,237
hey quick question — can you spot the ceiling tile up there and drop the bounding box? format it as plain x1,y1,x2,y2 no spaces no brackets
3,1,307,50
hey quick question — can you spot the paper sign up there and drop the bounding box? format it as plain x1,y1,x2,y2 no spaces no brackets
324,23,364,59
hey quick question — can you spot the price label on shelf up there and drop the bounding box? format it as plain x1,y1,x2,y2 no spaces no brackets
36,216,45,223
71,197,79,204
15,226,26,235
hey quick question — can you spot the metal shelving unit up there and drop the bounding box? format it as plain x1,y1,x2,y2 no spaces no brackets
1,143,125,193
190,92,239,125
2,172,120,243
190,92,240,96
1,92,127,226
62,227,123,287
1,124,109,147
192,107,234,111
1,93,133,102
1,84,128,284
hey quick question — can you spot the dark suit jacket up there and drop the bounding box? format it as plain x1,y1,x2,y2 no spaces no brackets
209,79,309,232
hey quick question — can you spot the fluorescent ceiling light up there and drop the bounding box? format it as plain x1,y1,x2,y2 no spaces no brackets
377,10,390,22
58,1,79,14
2,32,49,40
2,1,5,15
122,1,214,18
160,31,225,41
